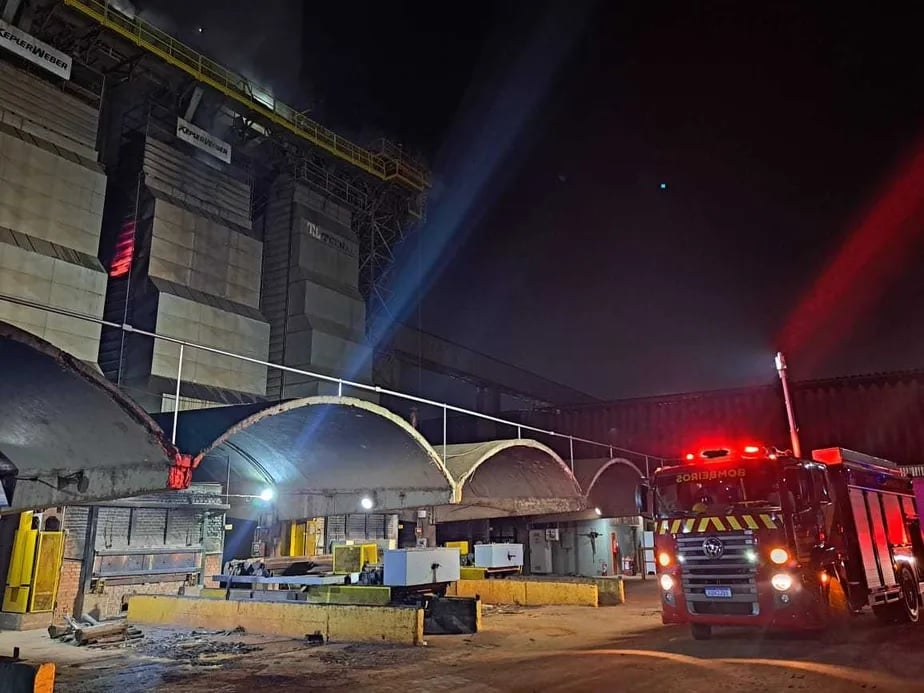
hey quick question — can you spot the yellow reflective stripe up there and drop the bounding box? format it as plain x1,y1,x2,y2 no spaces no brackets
726,516,742,531
742,514,759,529
760,514,776,529
670,519,682,534
658,521,668,534
711,517,726,531
697,517,711,533
683,519,696,534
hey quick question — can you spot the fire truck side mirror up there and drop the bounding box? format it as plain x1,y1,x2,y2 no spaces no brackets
635,482,651,517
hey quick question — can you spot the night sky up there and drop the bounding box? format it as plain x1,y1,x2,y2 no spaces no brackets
147,1,924,401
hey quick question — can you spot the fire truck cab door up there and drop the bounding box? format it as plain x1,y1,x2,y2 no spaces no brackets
784,466,817,564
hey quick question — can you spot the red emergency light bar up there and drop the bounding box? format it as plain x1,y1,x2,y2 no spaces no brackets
683,444,768,462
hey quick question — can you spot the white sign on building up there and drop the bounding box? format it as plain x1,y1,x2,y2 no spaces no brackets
176,117,232,164
0,20,72,80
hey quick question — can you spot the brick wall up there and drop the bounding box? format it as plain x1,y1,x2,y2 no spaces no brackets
83,579,187,620
51,484,225,622
54,558,83,621
203,553,222,588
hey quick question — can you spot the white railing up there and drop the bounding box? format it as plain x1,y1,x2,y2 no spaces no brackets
0,293,663,474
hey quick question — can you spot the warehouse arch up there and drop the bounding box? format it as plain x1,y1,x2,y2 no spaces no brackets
438,439,585,517
575,458,645,518
0,321,181,511
165,396,456,519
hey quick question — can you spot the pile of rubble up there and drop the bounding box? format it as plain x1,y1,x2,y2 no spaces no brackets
49,615,143,648
137,629,261,665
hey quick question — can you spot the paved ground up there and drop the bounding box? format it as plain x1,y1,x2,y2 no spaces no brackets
5,580,924,692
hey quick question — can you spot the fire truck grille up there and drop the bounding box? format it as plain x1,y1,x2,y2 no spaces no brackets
676,532,759,616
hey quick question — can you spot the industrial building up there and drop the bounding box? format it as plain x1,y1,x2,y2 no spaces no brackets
0,0,623,632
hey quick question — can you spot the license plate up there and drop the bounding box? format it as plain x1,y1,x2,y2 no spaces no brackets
705,586,732,599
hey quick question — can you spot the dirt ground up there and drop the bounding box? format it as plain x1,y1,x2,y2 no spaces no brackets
5,580,924,692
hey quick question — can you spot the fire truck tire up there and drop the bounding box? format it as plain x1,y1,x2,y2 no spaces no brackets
690,623,712,640
822,575,851,641
898,565,921,624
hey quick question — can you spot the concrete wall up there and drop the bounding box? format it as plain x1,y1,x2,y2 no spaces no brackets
0,59,107,365
530,517,642,577
128,595,424,645
261,177,372,399
99,129,270,409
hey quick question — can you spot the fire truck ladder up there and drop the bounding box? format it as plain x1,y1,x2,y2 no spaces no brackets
61,0,430,192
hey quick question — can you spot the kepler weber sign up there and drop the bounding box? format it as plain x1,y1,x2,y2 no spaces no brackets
176,117,232,164
0,20,72,80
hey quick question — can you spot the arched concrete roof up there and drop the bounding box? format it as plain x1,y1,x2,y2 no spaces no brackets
162,396,456,519
575,457,645,519
0,321,182,512
432,439,585,520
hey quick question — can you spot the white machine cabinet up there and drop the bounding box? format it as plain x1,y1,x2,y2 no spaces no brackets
474,543,524,569
383,548,461,586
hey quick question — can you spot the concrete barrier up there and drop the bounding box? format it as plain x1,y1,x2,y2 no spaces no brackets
127,595,423,645
448,579,598,607
510,575,625,605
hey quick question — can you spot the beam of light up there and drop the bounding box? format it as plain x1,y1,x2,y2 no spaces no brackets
362,3,596,359
779,138,924,373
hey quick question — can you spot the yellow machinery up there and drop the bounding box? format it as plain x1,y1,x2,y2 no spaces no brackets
2,512,65,613
287,519,322,557
332,543,379,574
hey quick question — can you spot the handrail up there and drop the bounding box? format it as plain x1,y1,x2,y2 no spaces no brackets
61,0,430,192
0,292,664,471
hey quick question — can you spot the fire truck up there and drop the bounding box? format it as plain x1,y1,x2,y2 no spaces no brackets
651,444,924,638
647,354,924,639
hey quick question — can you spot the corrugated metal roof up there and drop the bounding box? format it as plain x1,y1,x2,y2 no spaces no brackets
518,370,924,466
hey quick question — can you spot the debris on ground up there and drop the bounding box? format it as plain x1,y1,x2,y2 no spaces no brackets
136,631,262,665
305,631,325,646
481,604,525,615
48,615,143,648
315,643,418,669
190,626,246,637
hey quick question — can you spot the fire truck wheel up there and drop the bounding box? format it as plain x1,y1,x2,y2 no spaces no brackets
690,623,712,640
822,575,851,641
898,565,921,624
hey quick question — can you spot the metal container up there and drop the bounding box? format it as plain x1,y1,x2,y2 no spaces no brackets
383,548,460,586
474,543,524,569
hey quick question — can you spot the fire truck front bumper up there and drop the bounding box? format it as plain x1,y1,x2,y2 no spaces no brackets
658,572,825,630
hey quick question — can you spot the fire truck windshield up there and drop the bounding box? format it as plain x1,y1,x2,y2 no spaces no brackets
654,462,783,517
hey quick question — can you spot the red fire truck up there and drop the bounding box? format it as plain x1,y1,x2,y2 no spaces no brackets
650,444,924,639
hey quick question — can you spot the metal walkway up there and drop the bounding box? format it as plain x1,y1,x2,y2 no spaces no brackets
62,0,430,192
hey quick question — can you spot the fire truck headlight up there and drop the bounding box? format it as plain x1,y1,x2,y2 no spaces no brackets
659,574,674,591
658,551,672,567
770,548,789,565
771,573,793,591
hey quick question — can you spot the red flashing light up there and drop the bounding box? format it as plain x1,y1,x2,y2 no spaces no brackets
743,445,761,454
685,453,695,461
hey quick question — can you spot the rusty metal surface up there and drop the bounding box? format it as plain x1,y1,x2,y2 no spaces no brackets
158,396,456,519
520,370,924,465
0,321,179,511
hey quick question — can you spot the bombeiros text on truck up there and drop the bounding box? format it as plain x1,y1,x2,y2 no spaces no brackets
636,353,924,639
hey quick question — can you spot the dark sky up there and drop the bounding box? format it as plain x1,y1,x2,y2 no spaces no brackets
146,1,924,401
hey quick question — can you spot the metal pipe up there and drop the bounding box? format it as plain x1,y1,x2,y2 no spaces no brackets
171,343,184,444
775,352,802,457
